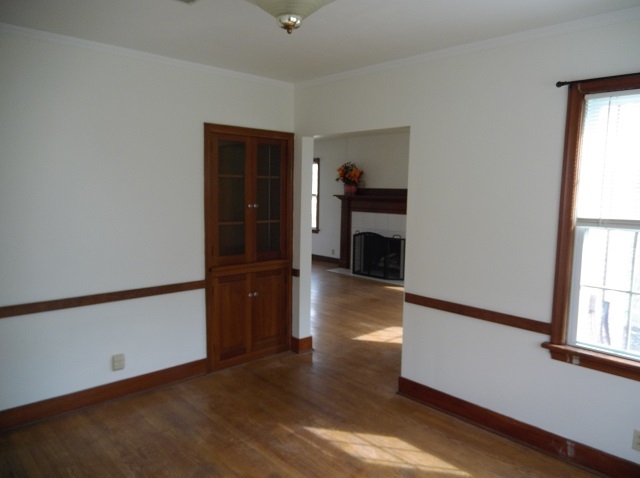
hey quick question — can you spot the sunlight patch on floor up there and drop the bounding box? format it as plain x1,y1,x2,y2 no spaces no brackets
305,427,470,476
353,326,402,344
384,285,405,292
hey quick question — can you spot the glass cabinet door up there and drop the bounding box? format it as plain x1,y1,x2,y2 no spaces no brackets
216,138,247,261
255,140,284,260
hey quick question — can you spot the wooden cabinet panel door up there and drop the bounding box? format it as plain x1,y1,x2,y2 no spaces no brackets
212,273,250,363
252,268,288,352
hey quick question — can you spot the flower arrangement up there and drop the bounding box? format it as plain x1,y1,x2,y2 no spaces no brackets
336,162,363,186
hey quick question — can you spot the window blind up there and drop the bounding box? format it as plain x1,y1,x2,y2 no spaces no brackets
576,89,640,225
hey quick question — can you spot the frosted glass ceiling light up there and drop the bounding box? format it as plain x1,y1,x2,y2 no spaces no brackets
246,0,336,34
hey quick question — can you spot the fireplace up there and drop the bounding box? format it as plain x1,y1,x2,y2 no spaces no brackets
335,188,407,269
352,232,405,280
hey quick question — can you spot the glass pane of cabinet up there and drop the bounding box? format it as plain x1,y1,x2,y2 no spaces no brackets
219,140,245,175
218,225,246,257
219,178,245,222
217,139,246,258
257,223,280,253
256,142,282,256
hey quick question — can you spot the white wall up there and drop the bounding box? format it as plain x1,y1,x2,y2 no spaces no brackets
311,131,409,258
0,26,294,410
295,13,640,463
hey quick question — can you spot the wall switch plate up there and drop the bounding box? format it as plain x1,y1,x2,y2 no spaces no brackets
633,430,640,452
112,353,125,371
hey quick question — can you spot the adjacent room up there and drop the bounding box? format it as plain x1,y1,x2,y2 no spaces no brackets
312,128,409,278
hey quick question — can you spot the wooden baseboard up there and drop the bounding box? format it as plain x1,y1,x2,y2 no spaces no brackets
311,255,339,264
291,336,313,354
398,377,639,478
0,359,208,432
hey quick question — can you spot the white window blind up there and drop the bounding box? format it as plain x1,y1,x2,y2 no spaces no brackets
576,90,640,225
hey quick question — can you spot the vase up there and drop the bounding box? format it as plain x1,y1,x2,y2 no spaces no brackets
344,184,358,195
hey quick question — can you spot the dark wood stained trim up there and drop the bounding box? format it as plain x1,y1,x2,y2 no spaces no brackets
542,343,640,382
0,280,206,320
291,336,313,354
291,268,300,277
398,377,640,478
0,359,208,432
574,72,640,94
551,82,584,344
210,260,290,278
311,254,339,264
202,123,294,140
404,292,551,335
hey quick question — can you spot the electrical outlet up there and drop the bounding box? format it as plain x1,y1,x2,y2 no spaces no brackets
112,353,125,371
331,249,335,256
633,429,640,452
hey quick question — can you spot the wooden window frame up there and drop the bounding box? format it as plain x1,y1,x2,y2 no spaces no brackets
312,157,320,233
545,73,640,381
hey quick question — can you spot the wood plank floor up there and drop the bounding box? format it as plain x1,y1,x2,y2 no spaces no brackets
0,261,599,477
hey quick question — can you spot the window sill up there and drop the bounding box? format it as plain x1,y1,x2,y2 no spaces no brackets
542,342,640,382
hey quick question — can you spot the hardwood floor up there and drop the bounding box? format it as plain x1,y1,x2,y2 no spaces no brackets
0,261,598,477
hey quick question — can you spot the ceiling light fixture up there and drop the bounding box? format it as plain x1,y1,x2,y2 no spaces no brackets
246,0,336,34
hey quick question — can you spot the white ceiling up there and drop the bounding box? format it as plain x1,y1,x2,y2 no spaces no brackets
1,0,639,84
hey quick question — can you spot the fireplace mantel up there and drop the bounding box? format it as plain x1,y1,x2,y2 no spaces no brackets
334,188,407,269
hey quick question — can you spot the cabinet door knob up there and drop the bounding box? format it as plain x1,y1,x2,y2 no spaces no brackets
254,291,259,297
253,203,259,208
247,204,253,209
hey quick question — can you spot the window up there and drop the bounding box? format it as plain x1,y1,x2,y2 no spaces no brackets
546,73,640,381
312,158,320,232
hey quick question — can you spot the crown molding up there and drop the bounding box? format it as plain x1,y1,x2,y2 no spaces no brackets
296,6,640,88
2,4,638,91
0,22,294,91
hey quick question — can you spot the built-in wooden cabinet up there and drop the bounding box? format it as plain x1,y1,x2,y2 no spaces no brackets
205,124,293,371
210,265,289,367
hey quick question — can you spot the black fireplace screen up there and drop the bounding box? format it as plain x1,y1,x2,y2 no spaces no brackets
352,232,405,280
